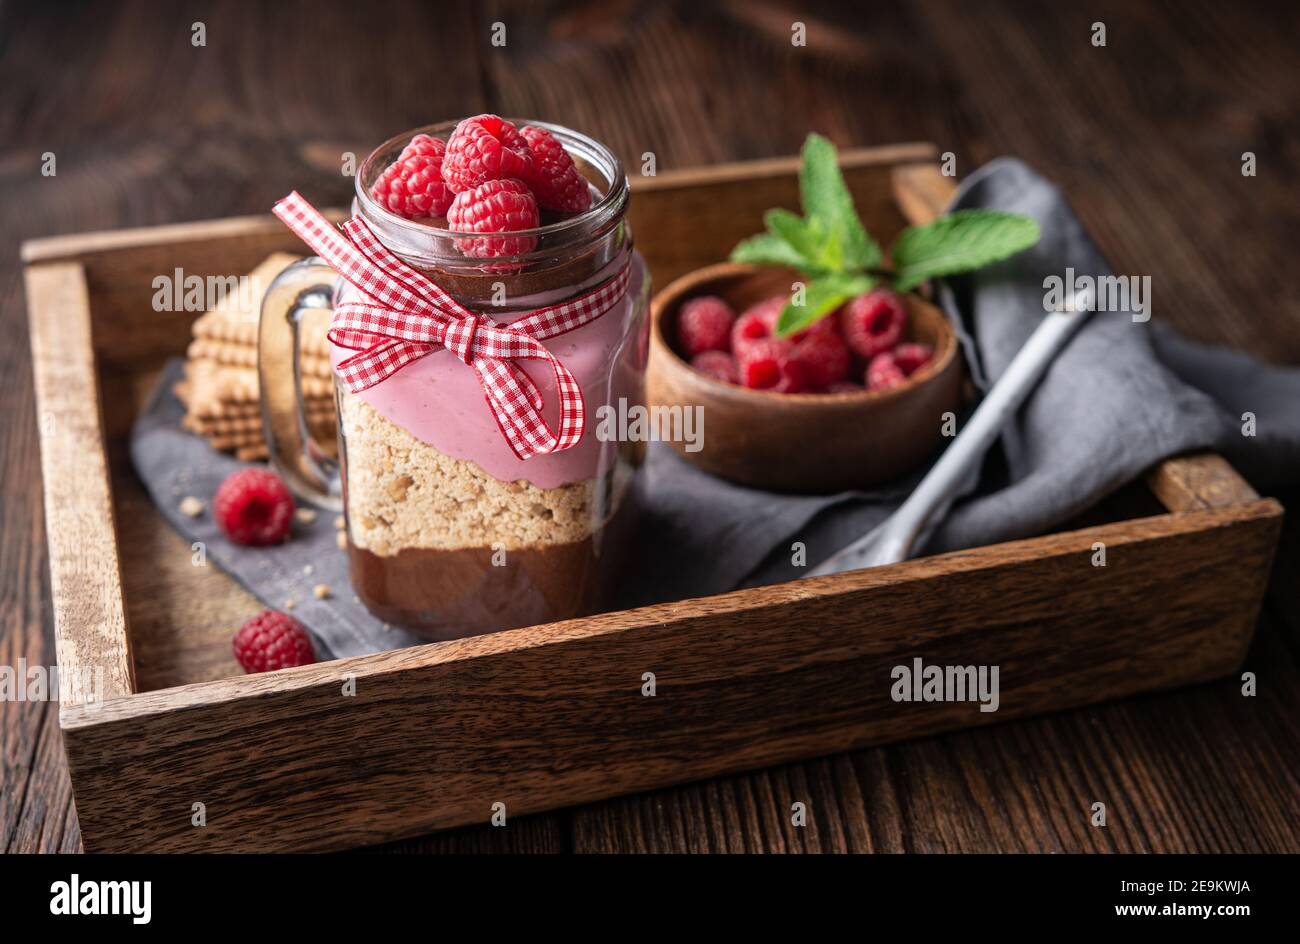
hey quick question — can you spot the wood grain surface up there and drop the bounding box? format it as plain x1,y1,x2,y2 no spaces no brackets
24,263,137,707
3,0,1298,853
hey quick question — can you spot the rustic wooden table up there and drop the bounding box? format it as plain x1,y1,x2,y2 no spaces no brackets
2,0,1297,854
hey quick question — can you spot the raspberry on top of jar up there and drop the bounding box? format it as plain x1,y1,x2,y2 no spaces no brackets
369,115,595,260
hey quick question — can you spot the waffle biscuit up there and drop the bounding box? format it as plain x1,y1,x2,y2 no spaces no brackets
179,253,339,462
176,383,334,421
200,429,266,450
184,358,335,406
182,410,331,432
186,337,333,377
191,273,333,358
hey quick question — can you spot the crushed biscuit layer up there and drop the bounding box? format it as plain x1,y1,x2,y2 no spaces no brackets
340,393,624,555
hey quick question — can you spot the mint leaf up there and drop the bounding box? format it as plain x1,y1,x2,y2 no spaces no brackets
891,210,1040,292
730,232,807,269
838,209,880,272
799,133,881,272
763,209,820,263
817,219,845,272
776,273,874,337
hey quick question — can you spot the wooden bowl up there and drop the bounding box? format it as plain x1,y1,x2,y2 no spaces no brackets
647,263,964,492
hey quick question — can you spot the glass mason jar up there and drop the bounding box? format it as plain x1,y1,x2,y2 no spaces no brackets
259,120,650,640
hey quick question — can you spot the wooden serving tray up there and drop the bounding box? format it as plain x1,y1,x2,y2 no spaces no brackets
22,145,1282,853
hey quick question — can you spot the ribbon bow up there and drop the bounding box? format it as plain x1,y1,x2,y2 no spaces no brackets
272,192,630,460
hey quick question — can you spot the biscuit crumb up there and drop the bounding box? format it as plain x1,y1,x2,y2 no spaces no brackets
336,530,348,550
295,507,318,525
334,515,346,530
303,564,314,576
313,583,332,600
284,599,296,610
179,496,204,517
387,474,414,501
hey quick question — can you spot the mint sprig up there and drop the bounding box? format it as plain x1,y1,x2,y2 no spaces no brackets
730,232,808,269
891,210,1041,291
730,133,1040,337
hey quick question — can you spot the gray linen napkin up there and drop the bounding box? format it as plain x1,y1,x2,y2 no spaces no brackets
130,159,1300,657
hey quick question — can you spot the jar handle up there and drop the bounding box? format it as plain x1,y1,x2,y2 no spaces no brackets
257,256,343,510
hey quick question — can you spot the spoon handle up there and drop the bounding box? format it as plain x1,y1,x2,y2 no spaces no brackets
812,288,1094,574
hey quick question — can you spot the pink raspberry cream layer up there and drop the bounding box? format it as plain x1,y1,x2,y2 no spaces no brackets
331,252,646,490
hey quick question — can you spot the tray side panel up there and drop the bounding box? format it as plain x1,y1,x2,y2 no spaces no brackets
1146,452,1261,511
25,262,135,705
62,500,1280,852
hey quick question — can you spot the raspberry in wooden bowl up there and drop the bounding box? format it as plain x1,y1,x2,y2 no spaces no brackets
647,263,964,492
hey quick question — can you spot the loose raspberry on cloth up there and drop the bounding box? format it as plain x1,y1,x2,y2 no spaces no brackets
213,467,295,546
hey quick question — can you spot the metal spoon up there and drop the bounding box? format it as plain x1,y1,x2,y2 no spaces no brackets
806,287,1095,577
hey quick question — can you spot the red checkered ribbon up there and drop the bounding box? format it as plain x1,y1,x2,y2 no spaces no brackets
272,191,630,460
